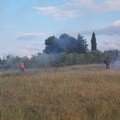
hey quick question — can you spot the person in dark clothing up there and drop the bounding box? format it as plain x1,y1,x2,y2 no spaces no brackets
104,57,110,70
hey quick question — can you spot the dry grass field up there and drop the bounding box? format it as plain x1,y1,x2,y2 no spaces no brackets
0,64,120,120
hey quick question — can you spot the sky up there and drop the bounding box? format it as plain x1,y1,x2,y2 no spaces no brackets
0,0,120,58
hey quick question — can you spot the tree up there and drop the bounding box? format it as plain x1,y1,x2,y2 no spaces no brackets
76,34,88,54
44,33,88,54
91,32,97,51
44,33,77,54
44,36,58,53
58,33,77,53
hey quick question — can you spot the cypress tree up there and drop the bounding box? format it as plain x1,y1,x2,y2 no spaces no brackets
91,32,97,51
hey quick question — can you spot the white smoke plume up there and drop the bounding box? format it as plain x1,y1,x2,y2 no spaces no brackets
111,58,120,70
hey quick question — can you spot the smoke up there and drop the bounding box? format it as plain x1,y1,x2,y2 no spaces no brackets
111,58,120,70
0,33,82,70
0,53,60,70
3,56,15,69
32,53,59,68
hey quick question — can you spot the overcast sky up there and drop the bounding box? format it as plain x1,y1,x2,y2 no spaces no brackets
0,0,120,58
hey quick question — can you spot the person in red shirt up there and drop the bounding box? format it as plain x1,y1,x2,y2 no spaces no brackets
20,62,25,72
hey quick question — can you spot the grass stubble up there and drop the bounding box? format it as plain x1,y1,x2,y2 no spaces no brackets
0,64,120,120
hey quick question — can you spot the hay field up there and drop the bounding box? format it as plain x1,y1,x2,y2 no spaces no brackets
0,64,120,120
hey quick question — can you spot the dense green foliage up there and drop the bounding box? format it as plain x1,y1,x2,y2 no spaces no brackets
44,33,88,54
0,50,120,69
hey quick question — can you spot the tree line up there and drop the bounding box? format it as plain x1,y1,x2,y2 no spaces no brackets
43,32,97,54
0,32,119,69
0,50,120,69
